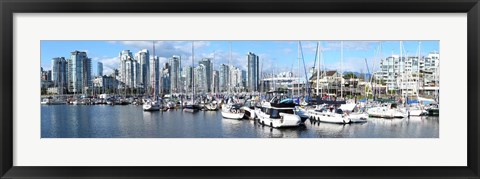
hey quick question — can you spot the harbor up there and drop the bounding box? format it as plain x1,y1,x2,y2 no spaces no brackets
40,40,440,138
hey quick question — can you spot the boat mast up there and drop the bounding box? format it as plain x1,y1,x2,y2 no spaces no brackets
340,41,343,99
316,41,320,96
297,41,301,98
398,41,403,97
192,41,195,103
228,41,231,95
212,51,215,94
417,41,421,98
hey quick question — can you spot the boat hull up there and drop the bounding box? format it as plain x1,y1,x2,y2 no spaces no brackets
408,109,427,116
256,110,302,128
221,111,244,119
143,105,160,111
348,113,368,123
307,110,350,124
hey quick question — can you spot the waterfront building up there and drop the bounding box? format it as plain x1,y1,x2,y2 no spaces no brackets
199,58,213,92
241,70,247,89
41,80,54,89
135,49,150,93
375,52,439,96
246,52,260,92
212,70,220,93
161,63,170,94
68,50,91,94
194,64,207,94
51,57,68,94
219,64,230,92
229,66,244,92
41,70,52,81
93,75,118,94
149,56,160,96
309,70,343,95
169,55,181,94
97,62,103,77
183,66,193,93
119,50,141,90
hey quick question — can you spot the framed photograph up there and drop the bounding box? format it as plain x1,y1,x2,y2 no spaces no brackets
1,0,479,178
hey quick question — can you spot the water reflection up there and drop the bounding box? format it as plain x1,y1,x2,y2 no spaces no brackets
41,105,439,138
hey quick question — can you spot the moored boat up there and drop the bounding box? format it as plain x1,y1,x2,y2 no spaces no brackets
221,103,244,119
255,101,302,128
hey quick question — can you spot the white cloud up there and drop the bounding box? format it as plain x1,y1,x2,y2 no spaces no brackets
96,57,118,75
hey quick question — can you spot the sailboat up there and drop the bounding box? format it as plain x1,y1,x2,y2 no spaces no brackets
184,41,200,113
221,41,245,119
143,41,161,111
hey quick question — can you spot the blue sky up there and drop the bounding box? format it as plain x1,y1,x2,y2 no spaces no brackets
41,40,439,76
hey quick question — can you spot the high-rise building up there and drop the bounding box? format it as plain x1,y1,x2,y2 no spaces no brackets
241,70,247,90
51,57,68,94
97,62,103,77
247,52,260,92
212,70,219,93
199,58,213,92
195,64,207,93
135,49,150,92
169,55,181,94
230,66,243,92
184,66,193,93
119,50,140,89
219,64,230,92
68,50,91,94
149,56,160,96
161,63,170,94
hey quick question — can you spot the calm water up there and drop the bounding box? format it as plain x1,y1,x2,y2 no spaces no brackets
41,105,439,138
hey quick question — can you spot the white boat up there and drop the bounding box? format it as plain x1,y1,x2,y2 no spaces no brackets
40,98,49,105
340,103,368,123
221,103,244,119
72,100,80,105
407,104,427,116
205,101,219,111
367,103,406,118
143,99,161,111
255,102,302,128
241,99,257,119
347,113,368,123
184,102,200,113
307,105,351,124
241,106,255,119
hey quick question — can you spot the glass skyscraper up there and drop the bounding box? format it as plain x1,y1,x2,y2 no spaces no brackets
97,62,103,77
135,49,150,93
247,52,259,92
68,51,91,94
51,57,68,94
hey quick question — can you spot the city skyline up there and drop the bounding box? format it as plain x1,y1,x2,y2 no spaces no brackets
41,40,440,76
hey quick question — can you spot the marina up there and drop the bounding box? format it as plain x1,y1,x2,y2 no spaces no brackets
41,40,440,138
41,101,439,138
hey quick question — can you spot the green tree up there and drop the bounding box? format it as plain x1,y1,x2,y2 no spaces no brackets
343,72,357,79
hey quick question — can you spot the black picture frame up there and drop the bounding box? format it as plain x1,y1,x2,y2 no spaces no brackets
1,0,479,178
